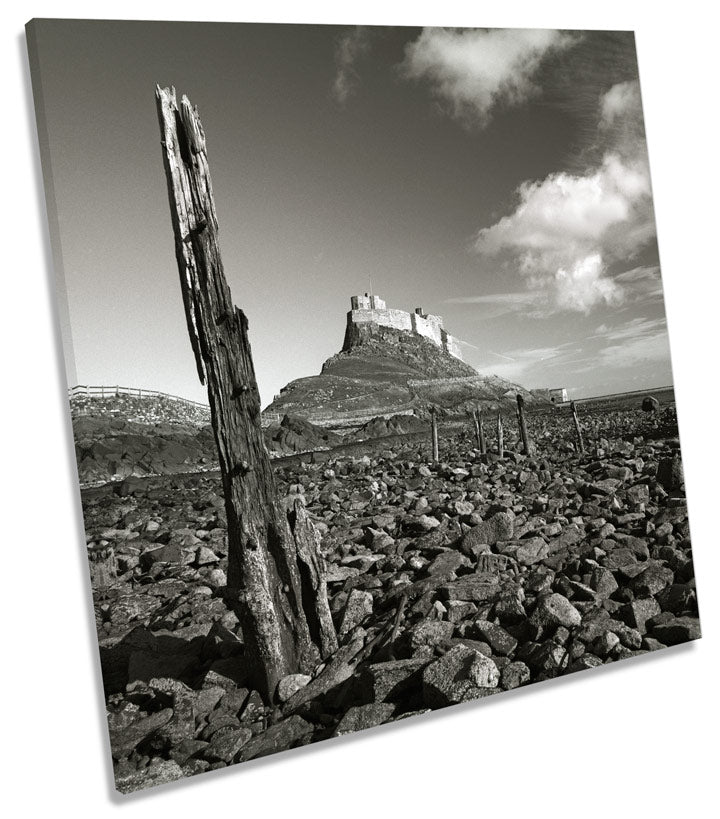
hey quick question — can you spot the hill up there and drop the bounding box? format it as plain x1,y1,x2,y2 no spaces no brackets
263,301,546,429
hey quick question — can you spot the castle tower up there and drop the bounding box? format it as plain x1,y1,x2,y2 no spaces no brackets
350,293,387,311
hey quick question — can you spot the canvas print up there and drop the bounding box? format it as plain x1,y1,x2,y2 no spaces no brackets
27,19,701,794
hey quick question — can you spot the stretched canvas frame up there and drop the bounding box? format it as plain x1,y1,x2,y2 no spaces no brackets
26,17,701,795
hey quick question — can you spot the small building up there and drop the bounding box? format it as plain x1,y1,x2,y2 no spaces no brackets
548,387,568,403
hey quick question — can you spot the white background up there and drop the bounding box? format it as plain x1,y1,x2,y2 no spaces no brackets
2,2,717,816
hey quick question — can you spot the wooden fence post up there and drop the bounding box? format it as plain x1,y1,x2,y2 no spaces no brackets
472,408,481,452
430,407,439,462
517,394,532,455
156,86,331,700
570,400,585,453
497,412,504,459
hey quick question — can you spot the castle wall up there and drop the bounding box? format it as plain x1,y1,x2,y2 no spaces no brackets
347,295,464,361
442,331,463,360
349,307,412,333
411,312,444,347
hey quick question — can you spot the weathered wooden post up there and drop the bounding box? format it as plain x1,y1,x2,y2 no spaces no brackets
430,407,439,462
478,409,486,455
156,86,332,700
496,412,504,458
570,400,585,453
517,394,532,455
472,408,484,453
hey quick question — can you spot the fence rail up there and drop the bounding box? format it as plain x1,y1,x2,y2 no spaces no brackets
68,385,210,410
555,385,675,408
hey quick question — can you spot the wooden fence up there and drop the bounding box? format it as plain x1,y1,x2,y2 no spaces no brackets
68,385,210,410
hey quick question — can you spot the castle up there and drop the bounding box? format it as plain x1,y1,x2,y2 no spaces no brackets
345,294,464,360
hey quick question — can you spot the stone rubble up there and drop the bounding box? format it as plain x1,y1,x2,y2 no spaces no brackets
81,405,699,793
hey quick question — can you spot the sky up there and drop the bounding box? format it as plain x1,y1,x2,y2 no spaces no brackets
29,20,673,406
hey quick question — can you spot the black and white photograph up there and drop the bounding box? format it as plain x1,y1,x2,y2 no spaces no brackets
13,4,716,811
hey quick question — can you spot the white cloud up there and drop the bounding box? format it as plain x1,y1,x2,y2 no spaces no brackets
474,79,655,314
600,80,641,129
332,27,372,105
401,28,576,127
553,253,623,313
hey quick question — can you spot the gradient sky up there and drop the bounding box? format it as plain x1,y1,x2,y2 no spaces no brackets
29,20,673,406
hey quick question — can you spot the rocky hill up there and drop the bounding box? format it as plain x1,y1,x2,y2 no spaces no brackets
264,323,546,430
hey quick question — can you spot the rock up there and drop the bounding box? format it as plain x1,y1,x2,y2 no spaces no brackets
338,589,374,636
631,563,674,597
276,674,312,703
501,661,530,689
589,566,619,599
169,738,210,766
422,645,499,708
361,658,430,702
493,590,527,626
515,537,549,566
425,551,470,576
567,655,604,673
408,620,455,651
657,457,684,492
466,620,518,655
651,616,701,646
467,652,501,687
109,708,174,760
621,599,661,634
530,593,582,630
203,727,253,763
414,514,441,532
332,703,396,737
115,758,184,794
516,641,570,676
327,565,361,583
626,484,651,505
592,630,621,657
239,715,314,761
206,568,227,587
655,584,696,615
438,575,502,603
446,600,478,623
461,512,514,554
239,690,265,723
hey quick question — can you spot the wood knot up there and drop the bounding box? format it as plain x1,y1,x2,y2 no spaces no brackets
181,219,207,243
232,461,254,477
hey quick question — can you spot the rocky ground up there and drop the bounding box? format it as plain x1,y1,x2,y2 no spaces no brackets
84,404,699,793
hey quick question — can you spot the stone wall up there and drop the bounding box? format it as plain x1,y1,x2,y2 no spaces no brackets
346,296,465,361
411,311,444,347
442,332,463,360
70,393,211,427
349,307,413,333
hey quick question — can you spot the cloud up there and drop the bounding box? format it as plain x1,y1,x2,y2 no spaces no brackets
614,265,664,301
577,316,671,371
600,79,641,129
473,342,575,384
332,27,373,105
474,79,655,314
446,290,539,316
553,253,624,312
401,28,576,127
